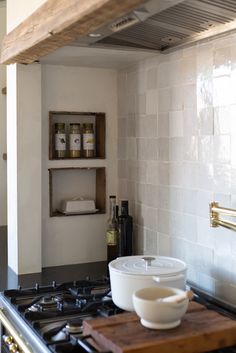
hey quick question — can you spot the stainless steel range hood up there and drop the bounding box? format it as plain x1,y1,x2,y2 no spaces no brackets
71,0,236,53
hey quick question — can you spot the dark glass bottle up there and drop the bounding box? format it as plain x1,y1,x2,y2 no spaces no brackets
118,200,133,256
106,196,118,264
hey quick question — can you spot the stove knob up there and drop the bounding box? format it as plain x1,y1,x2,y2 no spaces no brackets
9,343,18,353
3,335,13,345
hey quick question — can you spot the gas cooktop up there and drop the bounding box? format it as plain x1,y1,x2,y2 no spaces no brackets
0,278,123,353
1,279,236,353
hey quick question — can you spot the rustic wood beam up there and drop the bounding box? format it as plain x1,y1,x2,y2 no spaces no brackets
0,0,146,65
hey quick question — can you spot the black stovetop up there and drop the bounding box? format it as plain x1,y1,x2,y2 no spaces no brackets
2,280,236,353
2,278,123,353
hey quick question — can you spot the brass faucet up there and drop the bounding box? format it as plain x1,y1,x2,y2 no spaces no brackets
209,201,236,232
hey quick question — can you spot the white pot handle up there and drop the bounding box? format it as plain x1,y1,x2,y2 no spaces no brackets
152,273,185,283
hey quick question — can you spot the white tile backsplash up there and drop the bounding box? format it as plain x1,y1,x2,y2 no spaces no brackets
146,67,158,90
169,111,184,137
171,86,184,111
118,35,236,304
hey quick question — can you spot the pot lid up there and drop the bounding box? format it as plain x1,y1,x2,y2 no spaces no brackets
109,255,187,276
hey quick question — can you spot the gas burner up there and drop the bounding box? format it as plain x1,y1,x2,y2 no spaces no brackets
39,316,96,344
65,318,83,334
69,284,110,297
28,295,61,312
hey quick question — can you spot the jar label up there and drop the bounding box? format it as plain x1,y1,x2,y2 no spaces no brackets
106,230,117,246
55,133,66,150
83,133,95,150
70,134,81,150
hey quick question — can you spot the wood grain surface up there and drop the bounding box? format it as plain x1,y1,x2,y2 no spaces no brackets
0,0,146,65
83,302,236,353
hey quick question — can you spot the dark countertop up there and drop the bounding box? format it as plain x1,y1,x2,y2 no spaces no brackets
0,227,107,291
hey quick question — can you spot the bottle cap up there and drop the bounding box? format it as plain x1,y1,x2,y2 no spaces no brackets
55,122,65,129
83,123,93,129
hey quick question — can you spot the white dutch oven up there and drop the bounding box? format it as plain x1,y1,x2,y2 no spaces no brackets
108,255,187,311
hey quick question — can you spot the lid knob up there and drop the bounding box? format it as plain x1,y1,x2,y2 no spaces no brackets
142,256,156,270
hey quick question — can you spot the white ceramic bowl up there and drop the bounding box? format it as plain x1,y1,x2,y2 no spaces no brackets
132,287,189,329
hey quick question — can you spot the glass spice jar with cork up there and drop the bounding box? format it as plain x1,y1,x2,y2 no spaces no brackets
69,123,81,158
55,123,66,158
82,123,95,158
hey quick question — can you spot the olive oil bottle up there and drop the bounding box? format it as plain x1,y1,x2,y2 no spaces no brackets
118,200,133,256
106,195,118,265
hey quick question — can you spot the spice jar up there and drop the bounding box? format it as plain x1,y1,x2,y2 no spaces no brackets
55,123,66,158
82,123,95,158
69,123,81,158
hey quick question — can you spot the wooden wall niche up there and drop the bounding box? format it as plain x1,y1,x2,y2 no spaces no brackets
49,167,106,217
49,111,105,160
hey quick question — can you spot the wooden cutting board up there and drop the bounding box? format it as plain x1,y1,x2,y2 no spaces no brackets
83,302,236,353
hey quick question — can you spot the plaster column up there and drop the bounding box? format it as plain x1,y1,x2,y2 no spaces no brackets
7,63,42,274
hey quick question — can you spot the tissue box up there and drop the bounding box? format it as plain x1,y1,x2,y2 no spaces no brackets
60,198,97,214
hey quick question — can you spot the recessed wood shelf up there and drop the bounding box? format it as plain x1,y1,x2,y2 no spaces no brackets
49,111,105,160
49,167,106,217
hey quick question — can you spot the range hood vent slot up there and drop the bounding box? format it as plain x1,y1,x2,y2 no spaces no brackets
110,15,140,32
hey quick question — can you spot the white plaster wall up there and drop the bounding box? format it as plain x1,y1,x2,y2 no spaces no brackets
0,4,7,226
7,0,47,32
6,64,17,271
117,34,236,305
42,64,117,267
7,63,42,274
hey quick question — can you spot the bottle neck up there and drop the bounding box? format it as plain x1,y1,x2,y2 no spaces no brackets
109,198,116,223
121,202,128,216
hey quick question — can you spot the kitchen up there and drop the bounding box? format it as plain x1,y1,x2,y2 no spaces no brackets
1,0,236,352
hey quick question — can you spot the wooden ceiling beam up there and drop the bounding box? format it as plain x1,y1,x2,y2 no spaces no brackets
0,0,146,65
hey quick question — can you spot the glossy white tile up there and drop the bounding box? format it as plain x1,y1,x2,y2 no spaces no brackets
146,184,159,208
214,106,231,135
171,86,184,111
169,137,184,161
214,135,231,164
158,162,169,185
146,67,158,90
198,107,214,135
198,136,214,163
158,233,171,256
213,47,231,77
136,160,147,183
158,137,169,161
146,161,159,185
135,93,146,115
158,113,169,137
183,108,198,136
159,185,170,210
184,136,198,161
144,229,158,254
158,88,171,112
169,111,184,137
183,188,198,215
146,89,158,115
183,84,197,110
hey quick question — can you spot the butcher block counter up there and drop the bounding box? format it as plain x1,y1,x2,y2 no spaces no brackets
83,301,236,353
